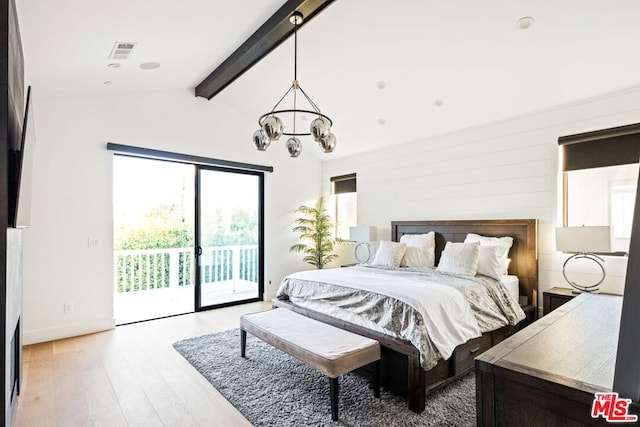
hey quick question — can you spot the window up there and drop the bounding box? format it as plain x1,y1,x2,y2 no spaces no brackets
560,123,640,253
330,174,357,240
566,164,638,252
610,179,635,240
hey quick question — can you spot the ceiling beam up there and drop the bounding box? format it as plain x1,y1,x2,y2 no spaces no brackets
195,0,336,100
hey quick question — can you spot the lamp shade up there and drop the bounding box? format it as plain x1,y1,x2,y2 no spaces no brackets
349,226,377,242
555,226,612,253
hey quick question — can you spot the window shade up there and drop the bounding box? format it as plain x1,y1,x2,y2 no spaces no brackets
559,123,640,171
331,173,356,194
107,143,274,173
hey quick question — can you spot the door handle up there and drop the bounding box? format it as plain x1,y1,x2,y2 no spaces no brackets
195,246,203,257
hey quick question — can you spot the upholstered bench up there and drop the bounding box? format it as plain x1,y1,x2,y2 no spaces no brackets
240,308,381,421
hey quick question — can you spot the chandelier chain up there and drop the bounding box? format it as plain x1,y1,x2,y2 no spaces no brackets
294,13,298,82
292,12,299,133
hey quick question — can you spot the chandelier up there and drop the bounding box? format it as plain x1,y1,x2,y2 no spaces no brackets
252,11,336,157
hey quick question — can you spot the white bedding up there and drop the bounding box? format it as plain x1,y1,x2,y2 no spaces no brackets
276,266,525,369
284,268,481,360
500,275,520,304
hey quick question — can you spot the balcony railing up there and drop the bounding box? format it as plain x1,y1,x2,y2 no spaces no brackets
113,245,259,293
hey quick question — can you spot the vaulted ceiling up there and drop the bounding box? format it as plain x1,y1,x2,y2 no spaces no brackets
16,1,640,159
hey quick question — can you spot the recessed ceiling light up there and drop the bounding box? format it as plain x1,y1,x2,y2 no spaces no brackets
103,81,113,85
375,81,387,90
107,63,121,69
516,16,535,30
434,99,445,107
139,61,161,70
377,118,386,125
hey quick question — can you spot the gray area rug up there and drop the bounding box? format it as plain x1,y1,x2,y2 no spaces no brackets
173,329,475,426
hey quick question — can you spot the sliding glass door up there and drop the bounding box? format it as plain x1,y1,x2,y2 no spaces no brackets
113,156,195,324
196,167,263,309
113,153,264,324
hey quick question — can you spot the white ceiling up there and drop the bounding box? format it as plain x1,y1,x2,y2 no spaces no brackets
16,1,640,159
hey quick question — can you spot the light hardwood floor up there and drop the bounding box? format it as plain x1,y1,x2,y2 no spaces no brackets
16,301,271,427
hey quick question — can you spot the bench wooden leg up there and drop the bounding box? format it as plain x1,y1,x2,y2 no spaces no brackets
373,360,381,398
329,377,339,421
240,329,246,358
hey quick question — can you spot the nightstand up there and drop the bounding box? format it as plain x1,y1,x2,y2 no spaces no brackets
543,287,576,316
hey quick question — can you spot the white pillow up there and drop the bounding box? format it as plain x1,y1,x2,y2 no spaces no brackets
400,246,429,268
371,241,407,268
501,258,511,275
400,232,435,267
477,245,506,280
437,242,480,276
465,233,513,274
464,233,513,259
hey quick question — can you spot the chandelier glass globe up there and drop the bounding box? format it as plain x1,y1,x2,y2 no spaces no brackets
310,117,331,142
252,129,270,151
286,137,302,157
262,116,283,140
319,132,336,153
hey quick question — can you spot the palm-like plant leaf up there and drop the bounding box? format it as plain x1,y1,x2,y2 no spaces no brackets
289,196,343,269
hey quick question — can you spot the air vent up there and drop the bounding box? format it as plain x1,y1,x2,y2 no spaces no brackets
108,42,137,60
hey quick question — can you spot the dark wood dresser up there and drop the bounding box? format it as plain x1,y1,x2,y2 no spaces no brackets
476,293,639,426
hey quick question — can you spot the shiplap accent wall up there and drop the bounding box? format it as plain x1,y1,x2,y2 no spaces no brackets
323,87,640,304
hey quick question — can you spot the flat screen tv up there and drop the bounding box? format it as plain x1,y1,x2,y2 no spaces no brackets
9,85,35,228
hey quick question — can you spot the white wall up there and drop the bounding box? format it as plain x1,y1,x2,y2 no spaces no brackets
23,89,322,344
25,84,640,343
323,87,640,306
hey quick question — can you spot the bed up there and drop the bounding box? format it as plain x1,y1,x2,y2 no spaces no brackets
273,219,539,413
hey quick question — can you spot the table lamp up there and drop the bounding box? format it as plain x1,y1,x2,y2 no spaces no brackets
349,226,377,264
555,226,612,293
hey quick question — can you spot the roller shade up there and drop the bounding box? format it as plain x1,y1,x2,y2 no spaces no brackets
107,143,274,173
331,173,356,194
559,123,640,171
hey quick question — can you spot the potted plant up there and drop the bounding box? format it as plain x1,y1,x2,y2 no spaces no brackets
290,197,343,269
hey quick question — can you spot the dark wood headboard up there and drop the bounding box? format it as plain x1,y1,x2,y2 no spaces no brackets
391,219,539,308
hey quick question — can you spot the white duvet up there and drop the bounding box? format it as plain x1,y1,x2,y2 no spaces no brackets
280,267,482,360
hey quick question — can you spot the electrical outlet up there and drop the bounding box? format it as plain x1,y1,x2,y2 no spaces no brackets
64,303,74,314
88,238,100,248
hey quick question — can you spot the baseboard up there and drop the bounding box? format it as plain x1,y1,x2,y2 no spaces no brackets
264,290,277,302
23,317,116,345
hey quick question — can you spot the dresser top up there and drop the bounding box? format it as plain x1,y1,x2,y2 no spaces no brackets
477,293,622,393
